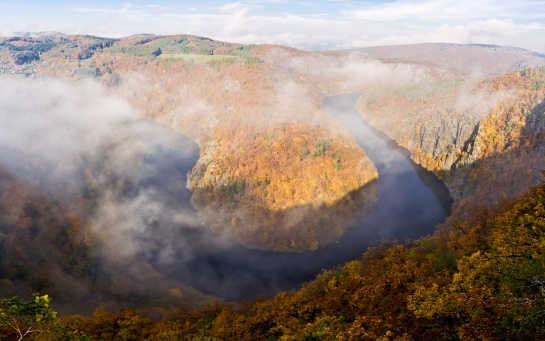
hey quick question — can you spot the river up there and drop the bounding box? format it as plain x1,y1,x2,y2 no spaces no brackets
147,93,452,301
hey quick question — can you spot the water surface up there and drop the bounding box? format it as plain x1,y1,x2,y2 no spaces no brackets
149,93,452,301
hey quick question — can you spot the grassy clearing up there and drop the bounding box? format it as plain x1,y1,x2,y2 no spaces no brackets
159,53,240,64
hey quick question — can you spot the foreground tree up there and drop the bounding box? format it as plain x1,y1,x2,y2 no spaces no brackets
0,294,57,340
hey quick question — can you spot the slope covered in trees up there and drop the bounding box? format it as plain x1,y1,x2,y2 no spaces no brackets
0,160,213,316
357,67,545,221
187,124,377,251
3,178,544,340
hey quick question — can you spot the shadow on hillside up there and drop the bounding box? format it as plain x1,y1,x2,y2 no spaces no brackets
151,94,452,301
439,97,545,220
191,177,378,252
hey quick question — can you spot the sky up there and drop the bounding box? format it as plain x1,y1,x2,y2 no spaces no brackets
1,0,545,52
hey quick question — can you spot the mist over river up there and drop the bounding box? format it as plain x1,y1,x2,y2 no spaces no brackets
146,94,453,301
0,76,453,303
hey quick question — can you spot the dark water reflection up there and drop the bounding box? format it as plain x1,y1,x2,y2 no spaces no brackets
149,94,452,301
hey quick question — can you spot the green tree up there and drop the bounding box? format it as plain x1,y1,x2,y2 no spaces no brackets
0,294,57,340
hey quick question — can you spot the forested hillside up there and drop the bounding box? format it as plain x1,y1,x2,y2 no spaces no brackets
0,153,213,315
3,179,544,340
187,124,377,251
357,67,545,221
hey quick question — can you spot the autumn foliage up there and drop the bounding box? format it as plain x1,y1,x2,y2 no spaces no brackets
188,123,377,251
3,35,545,339
357,68,545,223
18,181,539,340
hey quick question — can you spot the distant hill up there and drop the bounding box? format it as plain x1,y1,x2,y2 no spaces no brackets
355,43,545,78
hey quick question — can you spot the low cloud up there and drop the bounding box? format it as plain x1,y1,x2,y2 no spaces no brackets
0,77,207,260
0,78,133,187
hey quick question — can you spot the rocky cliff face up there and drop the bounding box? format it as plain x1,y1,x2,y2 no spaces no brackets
356,68,545,219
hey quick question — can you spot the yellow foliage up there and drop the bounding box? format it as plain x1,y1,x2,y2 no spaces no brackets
187,123,378,251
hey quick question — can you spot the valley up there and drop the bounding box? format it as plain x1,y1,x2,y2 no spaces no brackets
1,32,545,339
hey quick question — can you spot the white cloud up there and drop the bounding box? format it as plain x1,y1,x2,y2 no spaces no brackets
221,2,244,12
363,19,518,47
326,0,372,3
346,0,545,22
2,0,545,53
221,2,250,35
346,0,485,22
